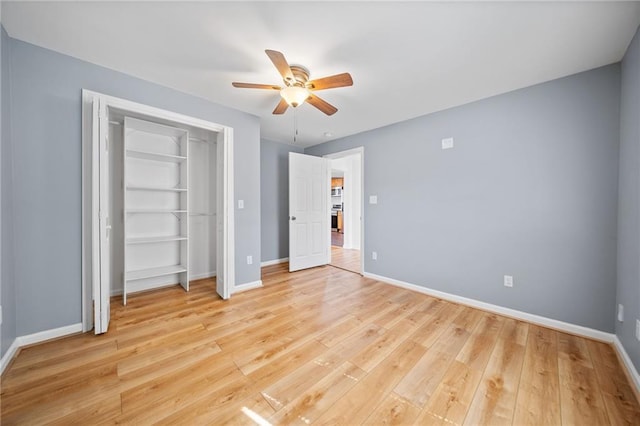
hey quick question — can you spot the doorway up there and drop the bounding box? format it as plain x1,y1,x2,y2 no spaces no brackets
325,148,364,274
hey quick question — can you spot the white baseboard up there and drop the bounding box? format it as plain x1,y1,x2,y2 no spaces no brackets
0,338,21,375
232,280,263,294
1,323,83,375
109,272,217,297
613,336,640,394
261,258,288,267
363,272,615,343
190,271,216,280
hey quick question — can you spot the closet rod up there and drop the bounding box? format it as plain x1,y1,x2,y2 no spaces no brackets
109,120,123,126
189,137,210,143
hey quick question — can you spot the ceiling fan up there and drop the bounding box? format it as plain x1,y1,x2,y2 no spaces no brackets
232,49,353,116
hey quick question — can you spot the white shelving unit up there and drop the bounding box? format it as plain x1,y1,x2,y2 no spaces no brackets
123,117,189,304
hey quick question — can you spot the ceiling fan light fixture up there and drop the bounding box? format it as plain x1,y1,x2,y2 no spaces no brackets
280,86,310,107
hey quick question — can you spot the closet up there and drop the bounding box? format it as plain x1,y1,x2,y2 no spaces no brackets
83,91,235,334
107,111,217,304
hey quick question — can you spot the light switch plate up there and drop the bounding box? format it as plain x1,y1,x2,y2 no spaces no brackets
238,200,244,209
504,275,513,287
618,304,624,322
442,137,454,149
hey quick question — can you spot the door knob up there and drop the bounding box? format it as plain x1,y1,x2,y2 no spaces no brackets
291,216,296,221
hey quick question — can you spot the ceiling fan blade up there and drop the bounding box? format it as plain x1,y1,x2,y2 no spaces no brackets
265,49,295,83
272,98,289,115
232,82,281,90
307,93,338,116
307,73,353,90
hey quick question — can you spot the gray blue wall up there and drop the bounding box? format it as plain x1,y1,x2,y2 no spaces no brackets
2,34,261,343
260,138,304,263
1,25,17,358
617,26,640,371
306,64,621,333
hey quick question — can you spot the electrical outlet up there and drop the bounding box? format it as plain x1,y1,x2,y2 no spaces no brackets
618,304,624,322
369,195,378,204
636,320,640,341
442,137,454,150
504,275,514,288
372,251,378,260
246,255,253,265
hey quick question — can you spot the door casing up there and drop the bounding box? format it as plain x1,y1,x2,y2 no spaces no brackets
81,90,235,332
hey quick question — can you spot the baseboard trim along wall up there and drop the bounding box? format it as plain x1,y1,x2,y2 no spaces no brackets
364,271,640,394
232,280,263,294
1,323,83,375
260,258,289,267
0,339,21,375
109,273,217,297
190,271,217,281
363,272,613,342
613,336,640,397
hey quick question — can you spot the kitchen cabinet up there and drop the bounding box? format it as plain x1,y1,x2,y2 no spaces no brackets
337,211,343,233
331,177,343,188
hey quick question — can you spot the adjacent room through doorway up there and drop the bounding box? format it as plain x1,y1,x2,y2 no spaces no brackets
327,149,363,274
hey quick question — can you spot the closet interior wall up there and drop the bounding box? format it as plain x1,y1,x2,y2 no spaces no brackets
107,109,218,300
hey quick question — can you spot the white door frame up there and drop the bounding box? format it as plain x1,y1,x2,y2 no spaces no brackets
324,147,365,274
81,90,235,332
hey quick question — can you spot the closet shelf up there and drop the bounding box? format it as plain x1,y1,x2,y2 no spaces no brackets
126,264,188,281
126,235,187,244
126,149,187,163
126,185,187,192
125,209,187,214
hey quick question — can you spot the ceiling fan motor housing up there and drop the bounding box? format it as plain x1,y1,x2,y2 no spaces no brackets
289,65,310,87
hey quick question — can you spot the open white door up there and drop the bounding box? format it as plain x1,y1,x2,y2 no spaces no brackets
216,130,234,299
94,99,111,334
289,153,330,272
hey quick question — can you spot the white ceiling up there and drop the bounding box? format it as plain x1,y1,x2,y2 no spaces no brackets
3,1,640,147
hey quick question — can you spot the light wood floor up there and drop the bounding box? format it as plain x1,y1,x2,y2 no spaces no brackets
2,264,639,425
330,246,361,274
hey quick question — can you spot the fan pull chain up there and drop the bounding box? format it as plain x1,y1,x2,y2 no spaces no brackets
293,108,299,144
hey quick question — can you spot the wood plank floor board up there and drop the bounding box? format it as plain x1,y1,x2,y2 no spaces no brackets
314,340,427,425
456,313,505,372
393,318,474,409
330,246,361,274
463,337,526,425
362,392,422,425
409,300,464,348
2,263,638,425
587,339,640,425
268,361,366,425
512,324,562,426
558,333,611,425
260,351,345,412
416,360,483,425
